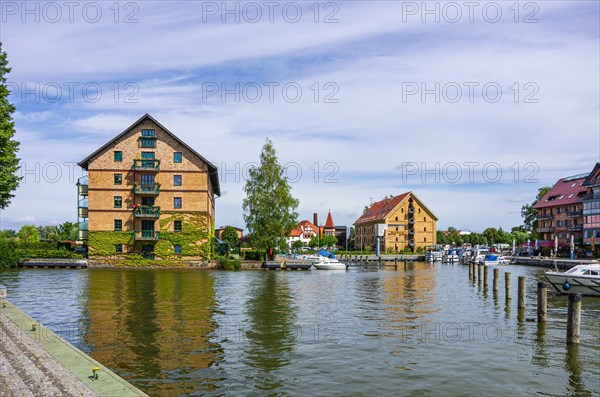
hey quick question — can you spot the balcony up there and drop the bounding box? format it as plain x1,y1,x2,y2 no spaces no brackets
567,211,582,217
134,183,160,195
408,208,415,215
408,230,415,235
537,227,554,233
78,230,88,240
583,193,600,201
78,207,88,218
537,214,552,220
408,219,415,224
409,240,415,246
135,230,160,241
133,205,161,218
568,225,583,231
133,159,160,172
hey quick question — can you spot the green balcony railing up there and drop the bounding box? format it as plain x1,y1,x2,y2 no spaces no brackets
135,230,160,240
134,183,161,195
133,205,161,218
133,159,160,171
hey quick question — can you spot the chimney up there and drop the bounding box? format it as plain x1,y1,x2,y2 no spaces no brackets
313,213,318,227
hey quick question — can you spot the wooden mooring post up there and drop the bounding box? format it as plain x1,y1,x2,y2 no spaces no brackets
493,268,499,292
477,264,482,285
404,259,407,271
394,258,398,270
537,282,547,323
518,276,526,309
469,263,473,279
505,272,511,301
483,266,488,287
567,293,582,344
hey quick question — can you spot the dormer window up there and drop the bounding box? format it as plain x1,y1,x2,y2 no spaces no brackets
139,129,157,148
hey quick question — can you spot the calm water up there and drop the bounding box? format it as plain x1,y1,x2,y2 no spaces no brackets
1,263,599,396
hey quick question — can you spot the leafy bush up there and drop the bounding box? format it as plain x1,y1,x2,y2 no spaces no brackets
0,238,19,268
415,246,425,254
19,247,83,259
243,250,266,261
218,256,241,270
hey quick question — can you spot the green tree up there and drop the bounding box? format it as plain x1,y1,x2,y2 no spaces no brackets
17,225,39,243
0,229,16,239
0,43,22,209
291,240,304,250
521,186,552,235
308,235,319,248
321,234,337,248
0,237,18,268
242,139,299,260
221,226,240,248
57,221,78,241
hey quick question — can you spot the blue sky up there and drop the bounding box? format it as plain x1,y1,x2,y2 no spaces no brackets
1,1,599,232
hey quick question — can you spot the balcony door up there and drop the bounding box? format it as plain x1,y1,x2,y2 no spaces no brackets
141,174,154,189
141,220,155,236
141,152,155,168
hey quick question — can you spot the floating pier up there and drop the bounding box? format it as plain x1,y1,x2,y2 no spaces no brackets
512,257,597,270
18,259,88,269
0,290,146,397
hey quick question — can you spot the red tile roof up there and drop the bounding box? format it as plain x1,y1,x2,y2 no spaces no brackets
289,227,303,237
533,174,588,209
325,212,335,228
354,193,410,224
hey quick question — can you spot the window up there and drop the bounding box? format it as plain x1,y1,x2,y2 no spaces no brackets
142,129,155,137
424,237,427,242
140,138,156,148
174,220,182,232
114,151,122,162
114,173,122,185
141,152,155,159
174,152,182,163
174,175,182,186
114,219,122,231
174,197,182,209
424,227,427,232
424,217,426,222
114,196,122,208
174,245,182,254
115,244,123,253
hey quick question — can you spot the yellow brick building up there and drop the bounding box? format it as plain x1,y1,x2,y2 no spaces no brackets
354,192,437,252
77,114,220,261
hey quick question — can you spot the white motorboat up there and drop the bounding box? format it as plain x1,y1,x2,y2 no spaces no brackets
426,251,443,262
545,263,600,296
480,254,509,266
313,256,348,270
442,249,461,263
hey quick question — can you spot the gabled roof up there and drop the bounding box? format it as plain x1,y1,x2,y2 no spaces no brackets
78,113,220,196
354,192,438,224
324,211,335,228
583,162,600,186
533,174,588,209
216,226,244,232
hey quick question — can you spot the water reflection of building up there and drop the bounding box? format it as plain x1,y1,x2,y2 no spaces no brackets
380,264,438,339
85,269,221,397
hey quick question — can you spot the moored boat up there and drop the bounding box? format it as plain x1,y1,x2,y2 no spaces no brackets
313,256,348,270
480,254,509,266
545,263,600,296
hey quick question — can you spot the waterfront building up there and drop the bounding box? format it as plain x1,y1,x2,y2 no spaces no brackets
583,162,600,256
323,211,336,236
533,173,587,248
77,114,220,262
354,192,438,252
215,226,244,242
287,219,320,247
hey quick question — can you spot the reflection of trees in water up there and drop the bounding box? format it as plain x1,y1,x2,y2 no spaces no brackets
564,344,591,397
243,272,297,393
85,269,222,397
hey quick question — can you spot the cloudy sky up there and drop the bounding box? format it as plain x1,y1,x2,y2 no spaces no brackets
1,1,598,232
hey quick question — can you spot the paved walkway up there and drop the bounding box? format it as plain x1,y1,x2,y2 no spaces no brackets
0,312,96,397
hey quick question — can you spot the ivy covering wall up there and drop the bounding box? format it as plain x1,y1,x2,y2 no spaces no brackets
88,212,213,266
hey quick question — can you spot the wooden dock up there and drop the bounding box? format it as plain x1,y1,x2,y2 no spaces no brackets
338,254,425,266
0,300,146,397
512,257,598,270
18,259,88,269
